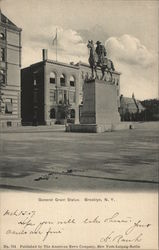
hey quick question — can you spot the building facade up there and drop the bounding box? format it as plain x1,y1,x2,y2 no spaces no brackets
0,12,22,128
21,49,121,126
120,94,145,121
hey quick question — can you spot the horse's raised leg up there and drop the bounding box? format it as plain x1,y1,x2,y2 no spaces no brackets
109,71,113,82
111,61,115,71
91,66,97,80
101,67,105,80
91,67,94,79
94,66,98,79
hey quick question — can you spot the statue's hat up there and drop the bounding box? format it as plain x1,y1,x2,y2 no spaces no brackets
96,41,101,44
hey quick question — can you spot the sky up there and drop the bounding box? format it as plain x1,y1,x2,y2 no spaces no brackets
1,0,158,100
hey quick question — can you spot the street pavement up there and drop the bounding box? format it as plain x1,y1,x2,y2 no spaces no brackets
0,122,158,192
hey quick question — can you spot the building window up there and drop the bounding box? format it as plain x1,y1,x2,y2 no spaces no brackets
0,48,5,61
64,90,67,104
50,90,56,103
70,76,75,87
53,90,56,102
70,109,75,118
0,32,5,40
50,72,56,84
58,90,63,104
33,79,37,86
50,108,56,119
60,74,66,86
0,69,6,85
69,91,76,104
7,121,12,127
5,98,13,114
33,90,38,103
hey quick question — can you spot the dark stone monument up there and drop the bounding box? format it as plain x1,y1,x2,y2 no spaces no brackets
80,79,120,131
66,40,132,132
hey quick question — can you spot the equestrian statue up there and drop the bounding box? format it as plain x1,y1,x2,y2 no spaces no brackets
87,40,115,81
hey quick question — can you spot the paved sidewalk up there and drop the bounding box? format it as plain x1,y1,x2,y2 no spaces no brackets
0,122,158,192
0,124,65,133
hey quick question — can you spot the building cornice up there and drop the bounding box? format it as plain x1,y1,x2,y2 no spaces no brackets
0,21,22,32
22,59,121,75
46,59,79,69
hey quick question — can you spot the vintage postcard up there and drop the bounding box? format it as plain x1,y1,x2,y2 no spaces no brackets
0,0,158,249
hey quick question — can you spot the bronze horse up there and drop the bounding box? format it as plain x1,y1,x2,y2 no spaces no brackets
87,40,115,80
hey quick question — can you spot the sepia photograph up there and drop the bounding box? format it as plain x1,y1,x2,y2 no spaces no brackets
0,0,158,249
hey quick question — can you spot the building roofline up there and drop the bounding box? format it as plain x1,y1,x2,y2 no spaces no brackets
21,61,44,70
22,59,121,75
0,12,22,32
46,59,79,69
22,59,80,70
1,21,22,32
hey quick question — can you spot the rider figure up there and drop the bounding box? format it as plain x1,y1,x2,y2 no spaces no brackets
95,41,107,66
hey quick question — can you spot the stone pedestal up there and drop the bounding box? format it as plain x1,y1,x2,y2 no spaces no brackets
80,79,120,125
66,79,132,133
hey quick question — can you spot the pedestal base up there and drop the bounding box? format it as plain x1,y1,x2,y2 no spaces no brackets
80,79,121,125
66,122,133,133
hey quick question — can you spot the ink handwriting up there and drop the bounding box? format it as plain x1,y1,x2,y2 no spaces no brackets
2,209,152,244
